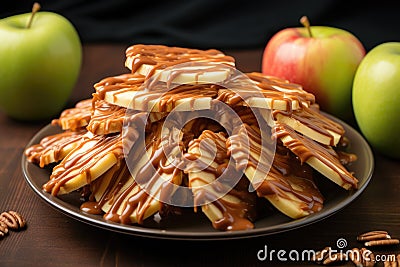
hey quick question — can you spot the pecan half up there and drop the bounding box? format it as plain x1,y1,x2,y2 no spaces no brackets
365,239,400,247
0,221,8,238
357,231,391,242
0,211,26,231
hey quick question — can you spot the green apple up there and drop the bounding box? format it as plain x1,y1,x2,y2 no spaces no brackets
353,42,400,159
262,16,365,120
0,3,82,121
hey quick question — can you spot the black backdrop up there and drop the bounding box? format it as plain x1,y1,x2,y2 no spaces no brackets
1,0,399,51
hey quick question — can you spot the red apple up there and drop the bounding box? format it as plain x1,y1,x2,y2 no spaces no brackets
262,17,365,120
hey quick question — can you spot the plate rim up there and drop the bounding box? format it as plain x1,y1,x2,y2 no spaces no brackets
21,114,374,240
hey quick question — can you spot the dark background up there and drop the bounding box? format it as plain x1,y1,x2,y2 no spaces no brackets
1,0,399,51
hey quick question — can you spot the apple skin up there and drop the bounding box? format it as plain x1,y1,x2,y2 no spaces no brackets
0,11,82,121
262,26,365,120
353,42,400,159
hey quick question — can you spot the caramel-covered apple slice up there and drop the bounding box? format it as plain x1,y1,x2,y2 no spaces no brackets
273,123,358,190
216,72,315,112
43,132,124,195
272,106,345,146
247,72,315,108
93,72,219,112
126,83,219,112
87,100,126,135
50,112,150,197
103,125,184,224
80,161,132,215
51,99,92,131
125,44,235,84
185,130,256,230
227,123,323,219
25,129,87,167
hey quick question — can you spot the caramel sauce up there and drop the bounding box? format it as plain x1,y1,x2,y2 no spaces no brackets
80,201,103,215
125,44,235,79
247,72,315,106
336,151,358,166
80,162,132,215
94,69,224,113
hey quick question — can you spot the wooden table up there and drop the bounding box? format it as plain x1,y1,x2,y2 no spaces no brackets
0,44,399,267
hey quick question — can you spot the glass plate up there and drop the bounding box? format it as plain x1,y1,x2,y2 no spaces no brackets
22,114,374,240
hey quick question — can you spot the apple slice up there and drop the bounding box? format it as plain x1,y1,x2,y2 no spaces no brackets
273,123,358,190
185,130,255,230
122,84,217,112
131,63,234,85
87,100,126,135
216,72,315,112
98,126,157,215
43,132,124,195
124,44,235,84
227,123,323,219
24,128,87,167
94,72,219,112
79,161,132,215
103,125,184,224
272,106,345,146
51,98,92,131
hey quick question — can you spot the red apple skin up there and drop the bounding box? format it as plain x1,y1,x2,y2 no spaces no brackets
262,26,365,119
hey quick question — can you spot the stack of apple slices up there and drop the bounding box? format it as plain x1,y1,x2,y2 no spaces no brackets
25,44,359,231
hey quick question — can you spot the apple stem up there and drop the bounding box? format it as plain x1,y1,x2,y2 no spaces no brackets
300,16,313,38
26,2,41,29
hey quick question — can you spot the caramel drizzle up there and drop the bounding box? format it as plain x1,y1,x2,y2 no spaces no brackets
82,114,152,216
87,100,127,135
80,162,131,215
227,123,324,213
273,105,345,146
247,72,315,105
24,129,87,167
125,44,235,78
104,123,183,225
93,73,145,102
233,106,259,126
51,99,92,130
227,123,274,173
258,151,324,213
94,70,222,112
130,83,220,112
155,63,234,89
216,72,315,112
184,130,256,231
43,133,124,195
272,123,358,188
